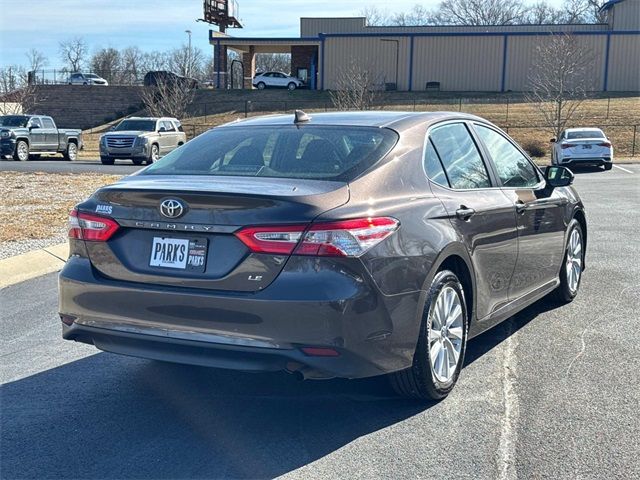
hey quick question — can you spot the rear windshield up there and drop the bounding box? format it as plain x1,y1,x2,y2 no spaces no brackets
566,130,604,139
115,120,156,132
142,125,399,181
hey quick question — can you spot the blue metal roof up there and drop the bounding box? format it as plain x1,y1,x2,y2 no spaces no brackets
599,0,626,12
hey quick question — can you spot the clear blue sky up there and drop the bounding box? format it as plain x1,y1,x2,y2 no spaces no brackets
0,0,564,67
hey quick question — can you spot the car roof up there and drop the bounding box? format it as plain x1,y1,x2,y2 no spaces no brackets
125,117,179,121
219,111,489,132
565,127,604,132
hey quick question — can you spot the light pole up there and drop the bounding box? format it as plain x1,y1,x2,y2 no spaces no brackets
185,29,192,77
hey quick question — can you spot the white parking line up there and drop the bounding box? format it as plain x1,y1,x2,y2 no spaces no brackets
613,164,634,174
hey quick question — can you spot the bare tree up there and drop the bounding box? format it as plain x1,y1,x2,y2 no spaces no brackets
141,78,195,120
168,45,205,79
525,34,595,139
432,0,527,25
255,53,291,74
59,37,88,72
524,2,565,24
25,49,48,82
121,46,144,84
90,47,121,83
359,6,392,25
0,66,38,114
329,61,381,111
390,5,432,26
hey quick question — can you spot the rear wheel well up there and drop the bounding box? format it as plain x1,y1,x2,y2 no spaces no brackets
68,138,77,145
438,255,474,322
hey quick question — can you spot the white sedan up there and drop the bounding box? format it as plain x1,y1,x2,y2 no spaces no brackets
252,72,303,91
551,128,613,170
67,73,109,86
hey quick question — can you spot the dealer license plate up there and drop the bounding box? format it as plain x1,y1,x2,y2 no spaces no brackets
149,237,207,272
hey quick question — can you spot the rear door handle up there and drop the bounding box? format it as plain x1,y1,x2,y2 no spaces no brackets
455,206,476,220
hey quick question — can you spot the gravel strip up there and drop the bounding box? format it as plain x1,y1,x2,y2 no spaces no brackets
0,237,67,261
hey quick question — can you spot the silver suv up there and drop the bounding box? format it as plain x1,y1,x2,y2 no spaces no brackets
99,117,187,165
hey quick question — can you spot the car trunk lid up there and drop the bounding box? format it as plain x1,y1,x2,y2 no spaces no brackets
77,175,349,292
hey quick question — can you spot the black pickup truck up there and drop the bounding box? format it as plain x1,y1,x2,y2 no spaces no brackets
0,115,83,161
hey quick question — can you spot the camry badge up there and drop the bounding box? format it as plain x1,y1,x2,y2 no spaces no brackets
159,199,186,219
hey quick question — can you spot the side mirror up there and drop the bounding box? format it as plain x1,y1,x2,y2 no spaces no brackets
110,125,116,131
545,166,574,188
550,138,557,143
29,124,40,130
159,126,166,133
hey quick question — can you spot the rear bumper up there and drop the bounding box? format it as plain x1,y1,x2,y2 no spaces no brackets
59,256,422,379
559,156,612,166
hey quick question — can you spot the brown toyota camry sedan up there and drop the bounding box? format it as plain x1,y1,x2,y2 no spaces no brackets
59,111,586,400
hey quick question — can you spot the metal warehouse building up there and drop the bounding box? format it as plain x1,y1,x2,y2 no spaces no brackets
211,0,639,92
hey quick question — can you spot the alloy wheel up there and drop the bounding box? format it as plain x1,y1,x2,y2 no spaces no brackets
17,142,29,161
566,228,582,294
68,143,77,161
428,286,464,383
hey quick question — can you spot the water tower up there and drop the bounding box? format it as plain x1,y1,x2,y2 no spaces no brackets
202,0,243,87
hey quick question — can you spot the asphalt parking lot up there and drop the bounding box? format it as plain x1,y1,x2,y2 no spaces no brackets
1,165,639,479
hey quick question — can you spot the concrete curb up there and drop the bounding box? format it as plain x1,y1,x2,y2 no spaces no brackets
0,243,68,289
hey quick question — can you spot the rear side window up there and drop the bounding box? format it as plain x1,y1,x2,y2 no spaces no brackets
42,118,55,128
429,123,491,189
474,125,540,188
424,139,449,187
142,125,398,181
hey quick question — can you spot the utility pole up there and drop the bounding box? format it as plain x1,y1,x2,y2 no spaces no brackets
185,29,192,77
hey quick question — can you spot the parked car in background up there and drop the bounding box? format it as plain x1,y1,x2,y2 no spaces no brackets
551,128,613,170
67,73,109,86
0,115,82,161
143,71,199,89
252,72,304,90
60,111,587,401
99,117,186,165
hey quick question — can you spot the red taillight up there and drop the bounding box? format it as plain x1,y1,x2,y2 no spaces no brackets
68,209,119,242
561,143,572,149
300,347,340,357
598,141,612,147
234,224,306,255
235,217,399,257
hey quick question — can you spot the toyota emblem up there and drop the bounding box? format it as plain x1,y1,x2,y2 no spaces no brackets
159,199,186,219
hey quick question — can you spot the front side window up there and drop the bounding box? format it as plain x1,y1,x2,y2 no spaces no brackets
429,123,491,189
142,125,398,181
29,117,42,128
42,118,55,128
474,125,539,188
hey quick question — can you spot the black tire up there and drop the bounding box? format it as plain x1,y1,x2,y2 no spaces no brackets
287,82,297,91
604,163,613,171
63,142,78,161
132,158,145,165
256,82,266,90
100,156,114,165
13,140,29,161
551,219,584,304
390,270,469,401
146,144,159,165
